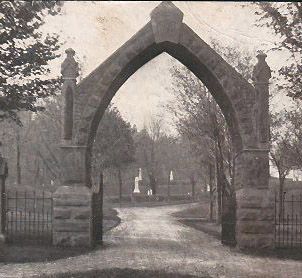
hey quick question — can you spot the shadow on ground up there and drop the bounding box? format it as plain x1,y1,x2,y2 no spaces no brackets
0,208,120,264
179,218,302,261
238,248,302,261
174,204,302,261
178,218,221,241
38,268,212,278
0,244,93,264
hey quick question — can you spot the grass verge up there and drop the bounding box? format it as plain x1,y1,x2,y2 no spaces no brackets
38,268,211,278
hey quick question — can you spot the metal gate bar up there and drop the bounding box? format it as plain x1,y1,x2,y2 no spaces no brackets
5,190,53,244
275,192,302,249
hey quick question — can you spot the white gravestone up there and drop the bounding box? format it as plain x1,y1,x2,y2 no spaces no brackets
133,176,140,193
138,168,143,181
169,170,174,182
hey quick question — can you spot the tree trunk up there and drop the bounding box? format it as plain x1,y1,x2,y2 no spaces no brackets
209,163,214,221
1,176,6,234
167,172,170,200
221,182,236,246
216,173,222,224
117,168,123,203
211,108,222,225
149,173,156,195
215,144,222,225
34,158,40,186
16,129,21,185
216,129,226,225
190,174,195,200
279,177,285,218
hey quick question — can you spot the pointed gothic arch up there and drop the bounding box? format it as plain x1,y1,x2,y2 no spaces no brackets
54,2,273,249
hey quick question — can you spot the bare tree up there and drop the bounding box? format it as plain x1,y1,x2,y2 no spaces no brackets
270,111,297,215
168,65,233,223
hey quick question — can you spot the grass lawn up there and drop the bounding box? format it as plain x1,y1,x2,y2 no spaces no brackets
171,203,210,219
38,268,211,278
173,202,302,261
107,199,198,209
172,203,221,241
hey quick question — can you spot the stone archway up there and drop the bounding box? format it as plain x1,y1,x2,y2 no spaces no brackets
54,2,273,249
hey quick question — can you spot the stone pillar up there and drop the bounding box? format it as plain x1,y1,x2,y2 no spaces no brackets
60,48,79,143
235,52,273,249
252,51,271,148
53,50,92,247
53,145,92,247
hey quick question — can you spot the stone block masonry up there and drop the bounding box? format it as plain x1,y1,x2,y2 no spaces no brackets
53,186,92,247
236,187,274,249
53,1,273,249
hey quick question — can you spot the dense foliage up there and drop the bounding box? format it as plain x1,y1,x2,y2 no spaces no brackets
93,106,136,171
0,1,63,123
255,2,302,99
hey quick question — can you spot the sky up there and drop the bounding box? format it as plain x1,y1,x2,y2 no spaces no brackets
42,1,294,132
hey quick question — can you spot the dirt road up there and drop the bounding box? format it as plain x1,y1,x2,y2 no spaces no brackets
1,203,302,277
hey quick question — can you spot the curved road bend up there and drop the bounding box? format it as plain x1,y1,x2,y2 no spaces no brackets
1,203,302,277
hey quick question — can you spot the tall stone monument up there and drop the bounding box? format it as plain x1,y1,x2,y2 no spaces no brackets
252,51,271,146
60,48,79,142
235,51,273,249
53,49,92,247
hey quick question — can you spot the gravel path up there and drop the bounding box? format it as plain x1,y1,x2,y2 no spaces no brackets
1,203,302,278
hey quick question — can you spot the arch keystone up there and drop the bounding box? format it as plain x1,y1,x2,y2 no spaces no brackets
150,1,184,44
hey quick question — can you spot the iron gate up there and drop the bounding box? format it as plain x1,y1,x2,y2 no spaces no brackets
92,173,104,244
275,191,302,249
3,190,53,244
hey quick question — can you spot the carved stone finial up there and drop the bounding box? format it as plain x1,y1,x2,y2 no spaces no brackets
150,1,184,44
61,48,79,80
252,51,271,84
